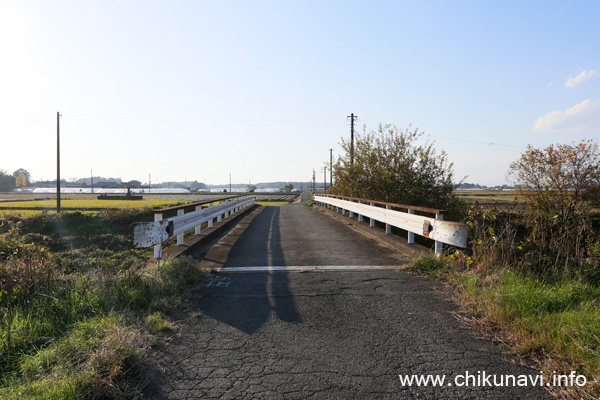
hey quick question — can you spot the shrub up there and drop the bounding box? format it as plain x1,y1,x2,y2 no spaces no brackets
331,124,465,219
505,139,600,276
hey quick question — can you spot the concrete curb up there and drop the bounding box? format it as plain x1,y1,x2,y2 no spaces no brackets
161,204,260,259
313,204,430,259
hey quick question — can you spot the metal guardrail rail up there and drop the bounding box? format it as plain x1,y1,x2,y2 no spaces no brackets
313,194,467,254
133,195,256,258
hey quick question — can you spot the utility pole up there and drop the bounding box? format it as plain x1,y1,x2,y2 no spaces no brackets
312,169,316,192
347,113,357,165
329,148,333,191
56,112,61,214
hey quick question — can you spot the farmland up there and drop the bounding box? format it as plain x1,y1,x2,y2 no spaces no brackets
455,189,521,208
0,192,300,216
456,189,600,225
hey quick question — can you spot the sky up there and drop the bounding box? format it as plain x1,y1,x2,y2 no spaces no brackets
1,0,599,186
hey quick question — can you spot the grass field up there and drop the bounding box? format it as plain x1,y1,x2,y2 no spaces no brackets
0,199,189,217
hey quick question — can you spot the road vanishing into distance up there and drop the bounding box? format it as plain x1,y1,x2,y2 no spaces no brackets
145,192,551,399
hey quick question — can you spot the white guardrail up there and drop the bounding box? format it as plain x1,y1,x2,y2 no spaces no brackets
133,195,256,258
314,195,467,254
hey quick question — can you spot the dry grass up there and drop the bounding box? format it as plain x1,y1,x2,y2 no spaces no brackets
456,190,523,208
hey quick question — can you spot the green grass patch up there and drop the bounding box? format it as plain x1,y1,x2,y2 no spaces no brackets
0,210,207,399
406,253,453,278
2,314,150,400
474,272,600,373
145,312,176,333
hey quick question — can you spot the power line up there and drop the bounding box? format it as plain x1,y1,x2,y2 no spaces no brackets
426,133,525,152
65,114,347,127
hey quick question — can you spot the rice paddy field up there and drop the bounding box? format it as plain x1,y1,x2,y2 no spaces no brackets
0,192,300,216
455,189,520,207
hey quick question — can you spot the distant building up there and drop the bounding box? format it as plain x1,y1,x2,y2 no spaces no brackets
125,180,142,188
37,180,67,188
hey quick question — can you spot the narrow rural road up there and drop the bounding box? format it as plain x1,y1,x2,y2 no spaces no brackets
144,193,552,399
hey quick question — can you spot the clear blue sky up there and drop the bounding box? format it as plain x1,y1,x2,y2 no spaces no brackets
1,0,599,186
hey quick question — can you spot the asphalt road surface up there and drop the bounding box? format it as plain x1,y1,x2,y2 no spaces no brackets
145,193,552,399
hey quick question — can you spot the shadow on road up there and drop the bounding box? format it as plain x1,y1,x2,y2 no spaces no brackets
197,206,301,334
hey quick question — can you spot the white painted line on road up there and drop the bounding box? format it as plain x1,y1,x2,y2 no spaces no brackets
216,265,406,273
201,275,232,287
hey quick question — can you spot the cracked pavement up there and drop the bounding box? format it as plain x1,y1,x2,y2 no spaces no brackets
144,193,552,399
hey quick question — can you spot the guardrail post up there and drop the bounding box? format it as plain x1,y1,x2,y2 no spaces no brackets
177,209,185,245
435,213,444,255
385,205,391,234
154,213,163,258
349,199,354,219
357,201,363,222
370,203,375,227
195,205,202,234
408,209,415,244
208,203,214,227
217,201,222,222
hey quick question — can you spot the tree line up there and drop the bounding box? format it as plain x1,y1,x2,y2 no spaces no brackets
0,169,31,192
